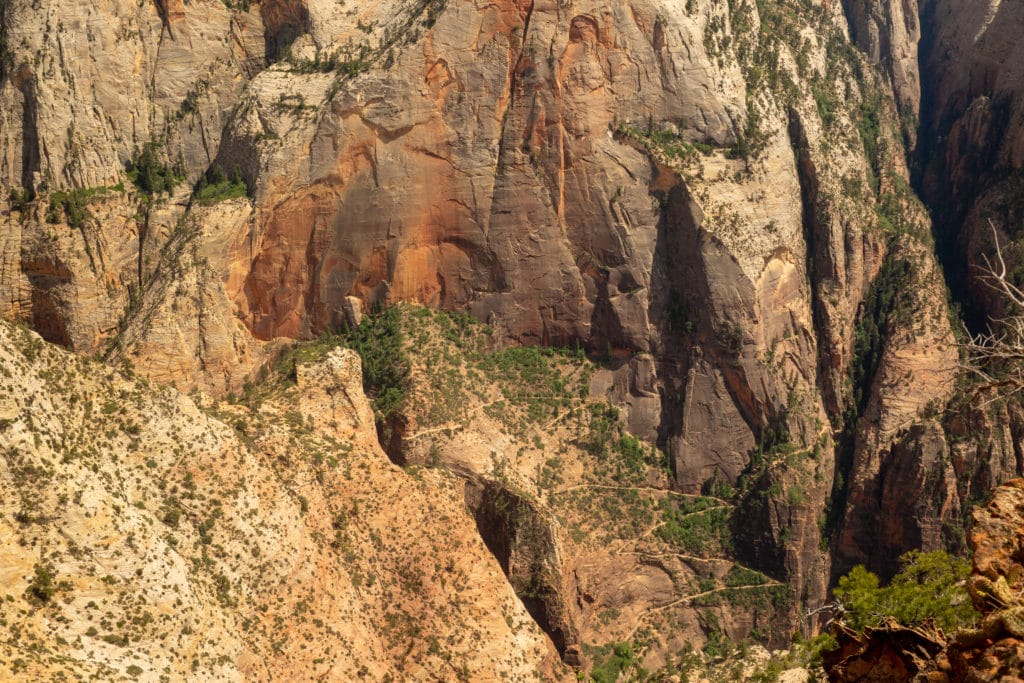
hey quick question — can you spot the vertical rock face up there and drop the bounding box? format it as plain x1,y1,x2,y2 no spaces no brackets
847,423,960,577
213,5,960,632
2,0,1022,673
0,0,270,392
832,238,959,580
0,0,262,191
915,0,1024,318
840,0,1024,329
842,0,923,124
883,0,1024,582
232,0,744,348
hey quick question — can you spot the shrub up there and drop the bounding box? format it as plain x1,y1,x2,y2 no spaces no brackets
589,642,637,683
25,563,57,605
614,434,645,471
344,306,410,421
46,185,120,228
8,187,34,213
657,497,733,555
47,189,90,227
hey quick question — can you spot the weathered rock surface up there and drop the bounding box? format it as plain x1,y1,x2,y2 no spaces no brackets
833,238,959,580
0,320,564,680
2,0,1021,674
843,0,923,126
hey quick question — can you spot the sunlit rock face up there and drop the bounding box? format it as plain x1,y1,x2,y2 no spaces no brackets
4,0,1024,675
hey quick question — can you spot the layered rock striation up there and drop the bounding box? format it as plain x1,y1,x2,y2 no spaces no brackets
1,0,1021,673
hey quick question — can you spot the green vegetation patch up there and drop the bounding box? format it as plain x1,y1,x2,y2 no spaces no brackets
711,565,790,611
586,641,641,683
557,486,656,546
244,306,409,427
44,184,125,228
193,164,249,205
347,307,413,421
618,122,711,165
479,345,586,423
126,142,185,196
834,550,978,631
287,43,374,76
656,496,733,556
8,186,35,213
24,562,71,606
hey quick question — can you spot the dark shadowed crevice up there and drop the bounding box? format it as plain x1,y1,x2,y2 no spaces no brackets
21,253,73,348
0,3,7,84
911,1,1016,335
644,155,703,480
17,77,39,191
828,254,915,580
152,0,176,39
260,0,310,64
463,478,574,658
376,415,407,466
788,108,839,419
588,272,630,357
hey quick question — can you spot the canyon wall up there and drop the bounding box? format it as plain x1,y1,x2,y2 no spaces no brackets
1,0,1023,675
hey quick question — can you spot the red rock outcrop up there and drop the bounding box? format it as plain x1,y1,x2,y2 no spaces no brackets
826,479,1024,682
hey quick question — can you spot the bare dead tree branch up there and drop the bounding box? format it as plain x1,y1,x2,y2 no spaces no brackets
960,220,1024,405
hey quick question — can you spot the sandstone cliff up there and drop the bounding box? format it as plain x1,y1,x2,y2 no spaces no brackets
0,320,563,680
913,0,1024,326
846,0,1024,569
0,0,1021,676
